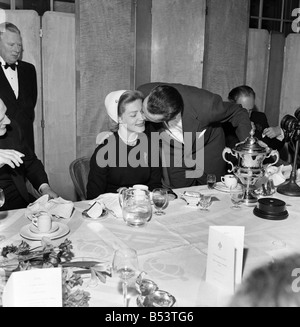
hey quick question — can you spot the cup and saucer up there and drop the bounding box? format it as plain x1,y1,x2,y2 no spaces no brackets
20,212,70,241
214,174,241,193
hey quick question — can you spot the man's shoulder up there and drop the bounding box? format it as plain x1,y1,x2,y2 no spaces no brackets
17,60,36,71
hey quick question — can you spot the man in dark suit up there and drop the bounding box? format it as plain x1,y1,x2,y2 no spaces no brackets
0,22,37,151
0,98,57,211
137,83,252,188
224,85,285,152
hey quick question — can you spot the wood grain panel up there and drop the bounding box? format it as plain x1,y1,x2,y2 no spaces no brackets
280,34,300,121
246,28,270,113
135,0,152,88
264,32,285,126
151,0,205,87
42,12,76,201
203,0,249,100
3,10,42,161
77,0,135,158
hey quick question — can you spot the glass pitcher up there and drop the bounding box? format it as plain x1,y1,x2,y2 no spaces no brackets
118,188,152,227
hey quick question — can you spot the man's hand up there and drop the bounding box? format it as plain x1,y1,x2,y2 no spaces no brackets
262,126,281,139
0,149,24,168
39,184,59,199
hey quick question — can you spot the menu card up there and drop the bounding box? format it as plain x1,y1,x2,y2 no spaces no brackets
205,226,244,294
2,267,62,307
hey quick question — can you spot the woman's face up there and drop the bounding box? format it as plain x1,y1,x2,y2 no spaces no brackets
119,99,145,133
236,95,255,111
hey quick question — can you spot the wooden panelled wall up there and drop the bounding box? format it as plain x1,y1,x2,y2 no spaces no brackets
246,29,300,126
203,0,249,100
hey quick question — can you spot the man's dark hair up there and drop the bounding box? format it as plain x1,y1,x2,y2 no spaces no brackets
147,85,184,122
228,85,256,103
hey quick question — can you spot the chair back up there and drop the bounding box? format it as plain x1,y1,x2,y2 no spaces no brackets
69,156,90,200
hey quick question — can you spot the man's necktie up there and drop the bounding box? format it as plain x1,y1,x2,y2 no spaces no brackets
3,63,16,70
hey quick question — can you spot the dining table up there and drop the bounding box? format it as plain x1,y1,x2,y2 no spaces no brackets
1,184,300,307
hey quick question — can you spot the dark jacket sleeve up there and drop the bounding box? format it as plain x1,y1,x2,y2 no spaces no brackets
86,143,108,199
217,100,252,141
14,123,48,189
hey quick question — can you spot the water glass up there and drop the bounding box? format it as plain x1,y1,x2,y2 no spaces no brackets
207,174,216,189
198,194,212,211
152,188,168,215
112,248,139,307
230,185,245,209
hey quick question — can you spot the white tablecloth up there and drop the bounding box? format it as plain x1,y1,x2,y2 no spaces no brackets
1,185,300,307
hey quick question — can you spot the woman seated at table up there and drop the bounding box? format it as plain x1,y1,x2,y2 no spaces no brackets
86,90,162,199
223,85,285,152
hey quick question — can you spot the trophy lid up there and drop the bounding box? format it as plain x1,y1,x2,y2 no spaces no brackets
234,124,270,154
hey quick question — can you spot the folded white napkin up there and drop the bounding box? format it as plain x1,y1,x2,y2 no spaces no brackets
25,195,74,219
89,193,122,218
265,164,300,186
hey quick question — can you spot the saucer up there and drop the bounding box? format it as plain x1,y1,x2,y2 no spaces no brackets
29,222,59,234
20,222,70,241
214,182,242,193
82,208,108,220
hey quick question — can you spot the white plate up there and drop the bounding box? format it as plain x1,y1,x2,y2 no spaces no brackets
29,222,59,235
20,222,70,241
214,182,243,193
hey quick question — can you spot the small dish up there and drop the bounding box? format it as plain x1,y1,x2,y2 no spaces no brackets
82,208,108,220
214,182,243,193
137,290,176,307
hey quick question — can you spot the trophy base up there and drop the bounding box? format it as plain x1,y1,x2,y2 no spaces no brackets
277,180,300,197
243,191,258,206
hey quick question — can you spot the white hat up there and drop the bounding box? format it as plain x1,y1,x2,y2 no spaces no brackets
104,90,128,123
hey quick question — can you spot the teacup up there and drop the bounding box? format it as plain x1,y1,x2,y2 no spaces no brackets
221,174,238,188
32,212,52,233
133,184,149,191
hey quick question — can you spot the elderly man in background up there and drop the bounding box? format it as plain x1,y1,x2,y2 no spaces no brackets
0,22,37,151
0,98,57,211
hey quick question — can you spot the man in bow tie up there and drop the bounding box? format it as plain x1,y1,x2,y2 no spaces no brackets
0,22,37,151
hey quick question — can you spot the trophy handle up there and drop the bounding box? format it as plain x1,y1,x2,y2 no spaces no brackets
265,149,279,169
222,147,237,173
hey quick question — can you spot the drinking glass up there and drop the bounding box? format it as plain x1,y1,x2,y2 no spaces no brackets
112,248,139,307
152,188,168,215
198,194,212,211
0,188,5,242
207,174,216,189
230,185,245,209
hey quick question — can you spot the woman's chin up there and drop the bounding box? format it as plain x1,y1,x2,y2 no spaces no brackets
135,126,145,133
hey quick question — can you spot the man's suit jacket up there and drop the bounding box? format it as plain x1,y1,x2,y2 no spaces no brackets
138,83,252,184
0,121,48,204
0,60,37,151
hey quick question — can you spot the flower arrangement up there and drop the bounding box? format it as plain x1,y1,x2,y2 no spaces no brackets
0,238,111,307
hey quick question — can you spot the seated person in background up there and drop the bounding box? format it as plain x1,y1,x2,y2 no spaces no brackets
223,85,285,152
0,98,58,210
87,90,162,199
228,253,300,307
